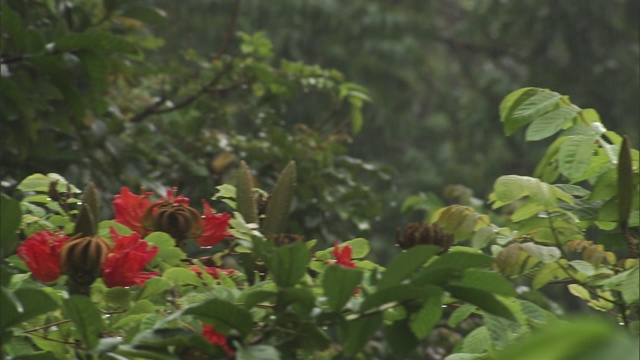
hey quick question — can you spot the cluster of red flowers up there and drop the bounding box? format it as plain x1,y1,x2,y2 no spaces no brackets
17,187,234,287
17,228,158,287
113,188,232,247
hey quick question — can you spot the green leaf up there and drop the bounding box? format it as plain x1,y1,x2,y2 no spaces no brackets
461,326,490,353
569,260,596,276
383,318,419,359
492,319,638,360
236,161,259,224
276,287,315,316
1,194,21,258
519,300,549,324
144,232,184,267
558,135,596,180
322,265,362,312
162,268,202,286
519,243,561,263
262,161,296,237
55,30,137,54
492,175,561,209
499,87,538,135
136,277,171,300
341,313,383,356
115,344,180,360
622,266,639,304
411,266,464,287
237,345,281,360
525,105,578,141
343,238,370,258
377,245,441,289
444,285,515,320
447,303,477,327
184,298,253,336
1,287,59,329
451,269,516,297
64,295,103,350
427,251,495,271
409,296,442,338
241,289,277,309
484,313,521,349
532,262,563,289
104,287,131,308
267,241,310,288
360,284,441,312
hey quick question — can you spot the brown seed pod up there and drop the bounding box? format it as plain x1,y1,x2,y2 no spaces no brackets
141,201,203,244
60,235,112,287
396,222,453,252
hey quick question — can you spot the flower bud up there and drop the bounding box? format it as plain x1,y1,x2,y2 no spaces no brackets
396,222,453,252
60,235,112,287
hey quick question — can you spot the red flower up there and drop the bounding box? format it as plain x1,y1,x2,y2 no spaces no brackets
202,324,235,355
332,243,356,268
102,228,159,288
113,187,152,235
189,265,236,279
197,201,233,247
17,231,69,282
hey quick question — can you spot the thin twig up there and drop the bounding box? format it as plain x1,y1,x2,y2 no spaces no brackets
214,0,242,59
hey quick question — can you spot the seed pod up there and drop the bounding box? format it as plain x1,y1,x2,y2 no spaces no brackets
142,201,203,245
396,222,453,252
60,235,112,289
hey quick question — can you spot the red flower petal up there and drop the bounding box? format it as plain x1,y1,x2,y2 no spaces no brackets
332,243,356,268
102,228,159,288
197,203,232,247
17,231,69,282
112,187,152,235
189,265,235,279
202,324,235,355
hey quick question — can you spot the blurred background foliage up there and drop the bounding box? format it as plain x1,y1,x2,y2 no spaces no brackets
1,0,638,251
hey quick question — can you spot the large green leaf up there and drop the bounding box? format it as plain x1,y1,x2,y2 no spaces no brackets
360,284,440,312
493,319,639,360
444,285,515,320
341,313,382,356
0,194,21,258
525,106,578,141
558,135,596,180
500,88,563,136
499,87,538,135
492,175,573,209
377,245,441,289
450,269,516,297
64,295,103,350
383,318,419,359
267,241,310,288
409,295,442,338
322,265,362,312
184,298,253,336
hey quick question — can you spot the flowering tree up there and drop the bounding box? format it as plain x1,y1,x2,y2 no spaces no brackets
2,91,639,358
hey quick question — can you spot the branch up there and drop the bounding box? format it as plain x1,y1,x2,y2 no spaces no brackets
214,0,242,59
